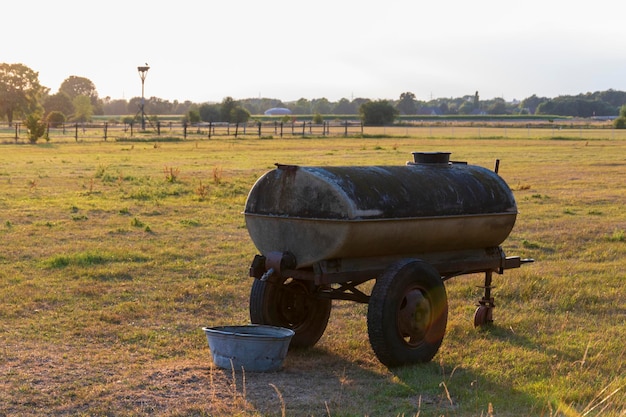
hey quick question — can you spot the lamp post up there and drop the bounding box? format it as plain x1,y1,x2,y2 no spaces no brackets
137,65,150,130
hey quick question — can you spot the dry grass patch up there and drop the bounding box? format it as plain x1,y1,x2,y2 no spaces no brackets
1,136,625,416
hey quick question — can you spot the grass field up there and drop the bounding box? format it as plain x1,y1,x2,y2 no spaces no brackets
1,132,625,416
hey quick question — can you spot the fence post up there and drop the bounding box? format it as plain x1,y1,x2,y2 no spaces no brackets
274,121,278,135
302,121,306,136
75,123,79,142
361,122,363,135
104,122,108,141
157,121,161,136
235,123,239,138
183,122,187,139
280,122,283,138
208,122,212,139
45,123,50,142
14,123,19,142
344,120,348,136
258,121,262,137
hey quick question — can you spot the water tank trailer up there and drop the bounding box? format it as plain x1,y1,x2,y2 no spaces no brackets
244,152,533,367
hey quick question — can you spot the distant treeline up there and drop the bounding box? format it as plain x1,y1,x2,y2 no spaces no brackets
5,63,623,139
102,90,626,119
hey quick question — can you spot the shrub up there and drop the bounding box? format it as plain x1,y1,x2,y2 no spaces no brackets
313,113,324,124
24,113,47,143
359,100,399,126
613,117,626,129
186,110,200,124
47,111,66,128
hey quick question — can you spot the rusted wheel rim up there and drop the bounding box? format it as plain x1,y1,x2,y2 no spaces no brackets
473,305,491,327
277,279,311,326
397,286,431,346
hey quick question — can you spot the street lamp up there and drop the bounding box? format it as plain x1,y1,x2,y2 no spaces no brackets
137,65,150,130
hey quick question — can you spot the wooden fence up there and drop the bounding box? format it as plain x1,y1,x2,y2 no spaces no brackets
2,120,626,143
0,120,364,143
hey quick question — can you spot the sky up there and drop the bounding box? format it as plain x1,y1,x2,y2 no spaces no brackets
3,1,625,104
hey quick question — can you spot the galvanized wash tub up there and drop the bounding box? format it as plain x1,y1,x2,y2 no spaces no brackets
202,325,295,372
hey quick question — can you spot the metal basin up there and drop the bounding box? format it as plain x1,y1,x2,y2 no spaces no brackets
202,325,295,372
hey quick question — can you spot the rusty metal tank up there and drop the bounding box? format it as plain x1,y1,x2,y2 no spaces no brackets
244,152,518,268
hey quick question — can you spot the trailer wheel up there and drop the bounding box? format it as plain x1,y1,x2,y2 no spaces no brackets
473,305,493,327
249,276,331,348
368,259,448,367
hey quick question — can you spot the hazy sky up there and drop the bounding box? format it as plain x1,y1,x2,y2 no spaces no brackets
4,1,624,104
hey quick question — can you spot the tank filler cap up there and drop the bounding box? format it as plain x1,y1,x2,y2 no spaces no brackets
275,163,299,172
409,152,451,165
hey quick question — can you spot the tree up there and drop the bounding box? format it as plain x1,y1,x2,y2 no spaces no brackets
128,97,143,116
520,94,548,114
458,100,475,115
537,96,614,117
614,105,626,129
220,97,237,122
397,92,417,115
352,98,370,109
146,96,174,115
174,100,193,115
359,100,398,126
71,95,93,122
292,98,311,114
333,98,357,114
241,97,285,115
43,91,73,118
198,103,221,122
60,75,102,115
487,98,507,115
312,98,332,114
60,75,97,101
102,97,129,115
614,118,626,129
598,89,626,109
125,96,175,118
230,106,250,124
186,109,200,124
0,63,48,125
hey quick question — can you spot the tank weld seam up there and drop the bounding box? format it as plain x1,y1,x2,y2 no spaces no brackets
244,212,517,222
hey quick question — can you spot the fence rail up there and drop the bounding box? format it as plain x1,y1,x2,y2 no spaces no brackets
0,120,364,143
2,121,626,143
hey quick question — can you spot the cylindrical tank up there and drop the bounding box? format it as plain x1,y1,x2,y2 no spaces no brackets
244,153,518,268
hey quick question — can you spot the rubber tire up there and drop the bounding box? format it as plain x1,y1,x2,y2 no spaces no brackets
367,259,448,367
473,305,493,327
249,276,332,348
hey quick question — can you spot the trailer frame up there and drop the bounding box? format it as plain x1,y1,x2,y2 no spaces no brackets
248,247,533,366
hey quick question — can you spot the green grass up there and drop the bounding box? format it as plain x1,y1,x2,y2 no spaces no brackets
0,135,625,416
